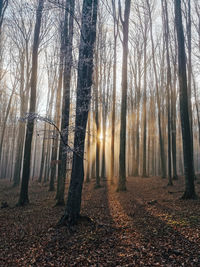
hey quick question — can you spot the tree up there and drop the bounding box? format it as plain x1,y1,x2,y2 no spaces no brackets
59,0,98,226
129,19,143,177
18,0,45,206
101,38,111,179
49,27,64,191
110,0,118,183
56,0,75,205
146,0,166,179
174,0,196,199
141,1,148,178
117,0,131,191
0,82,16,166
85,111,91,183
7,1,34,186
94,48,101,188
161,0,173,186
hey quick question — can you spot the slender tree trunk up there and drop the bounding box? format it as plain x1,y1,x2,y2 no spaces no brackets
94,54,100,188
162,0,173,185
85,112,91,182
142,34,147,178
117,0,131,191
134,86,140,176
0,87,15,165
56,0,75,205
147,0,166,178
18,0,44,206
38,123,47,183
171,41,178,180
13,123,26,186
32,125,38,180
110,0,118,184
49,48,63,191
187,0,193,139
43,124,52,183
101,54,109,179
91,109,96,179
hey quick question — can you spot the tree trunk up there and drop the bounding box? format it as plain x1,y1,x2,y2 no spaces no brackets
147,0,166,179
0,87,15,168
85,112,91,183
134,85,140,176
59,0,98,226
49,46,63,191
110,0,118,184
94,58,100,187
56,0,75,205
174,0,196,199
142,33,147,178
18,0,44,206
162,0,173,186
117,0,131,191
38,123,47,183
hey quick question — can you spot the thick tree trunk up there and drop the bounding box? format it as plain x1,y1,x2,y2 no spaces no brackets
59,0,98,226
174,0,196,199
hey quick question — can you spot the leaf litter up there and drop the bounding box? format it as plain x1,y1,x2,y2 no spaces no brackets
0,176,200,266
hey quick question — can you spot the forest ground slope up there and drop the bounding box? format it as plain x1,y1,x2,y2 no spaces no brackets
0,176,200,266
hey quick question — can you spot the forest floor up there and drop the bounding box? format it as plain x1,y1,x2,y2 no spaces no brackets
1,176,200,266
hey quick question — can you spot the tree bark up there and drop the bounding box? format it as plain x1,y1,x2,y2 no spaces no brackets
174,0,196,199
59,0,98,226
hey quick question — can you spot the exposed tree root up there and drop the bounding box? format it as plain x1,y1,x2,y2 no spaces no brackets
181,191,198,200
